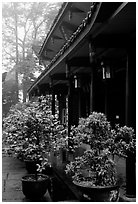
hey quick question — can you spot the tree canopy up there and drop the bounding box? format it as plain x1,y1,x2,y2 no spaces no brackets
2,2,62,115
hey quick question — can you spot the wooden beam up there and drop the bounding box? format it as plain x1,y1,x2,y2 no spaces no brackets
53,84,68,95
42,55,52,61
96,2,122,23
53,35,63,40
70,7,85,14
60,25,68,41
94,34,129,48
51,73,67,80
61,21,77,32
46,49,54,53
68,57,91,67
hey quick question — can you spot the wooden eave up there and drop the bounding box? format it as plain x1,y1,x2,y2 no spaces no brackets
28,2,101,94
28,2,136,95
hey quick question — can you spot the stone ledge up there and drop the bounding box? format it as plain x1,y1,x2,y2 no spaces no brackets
119,195,136,202
53,167,83,201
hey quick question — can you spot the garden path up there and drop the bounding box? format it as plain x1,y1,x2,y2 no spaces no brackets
2,155,52,202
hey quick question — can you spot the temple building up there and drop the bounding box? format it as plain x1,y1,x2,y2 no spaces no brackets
28,2,136,199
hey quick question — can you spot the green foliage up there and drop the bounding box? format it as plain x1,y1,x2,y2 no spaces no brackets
2,2,63,102
114,125,136,156
2,96,61,173
65,112,136,187
66,149,117,187
69,112,115,151
52,125,68,152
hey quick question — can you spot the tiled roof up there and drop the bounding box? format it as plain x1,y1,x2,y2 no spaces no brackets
49,3,97,66
28,2,98,92
38,2,67,57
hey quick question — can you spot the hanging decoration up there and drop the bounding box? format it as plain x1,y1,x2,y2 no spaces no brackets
101,61,111,80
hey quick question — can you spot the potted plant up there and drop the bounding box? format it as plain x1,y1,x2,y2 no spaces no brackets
114,125,136,198
114,124,136,156
21,168,50,200
2,96,55,199
52,124,68,163
2,102,31,160
21,114,50,200
65,112,136,201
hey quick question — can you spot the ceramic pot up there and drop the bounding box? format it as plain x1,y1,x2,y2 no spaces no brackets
73,181,119,202
22,174,50,199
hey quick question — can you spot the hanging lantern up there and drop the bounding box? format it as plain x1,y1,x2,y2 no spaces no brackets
101,61,111,80
105,65,111,79
74,75,81,88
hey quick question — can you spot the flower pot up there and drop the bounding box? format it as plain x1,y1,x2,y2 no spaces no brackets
73,181,119,202
22,174,50,199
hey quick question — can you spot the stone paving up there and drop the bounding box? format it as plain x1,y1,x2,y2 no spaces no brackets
2,155,52,202
2,155,136,202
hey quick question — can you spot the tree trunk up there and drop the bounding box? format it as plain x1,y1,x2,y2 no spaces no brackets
13,3,19,103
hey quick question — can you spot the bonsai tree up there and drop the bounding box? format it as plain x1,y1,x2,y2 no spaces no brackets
2,96,58,176
114,125,136,156
114,124,136,197
65,112,118,186
52,125,68,152
2,102,33,158
65,112,136,187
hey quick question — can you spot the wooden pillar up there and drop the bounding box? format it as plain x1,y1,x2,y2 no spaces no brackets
126,151,136,197
68,79,72,136
90,70,94,113
78,87,81,118
125,47,136,128
57,94,61,123
52,91,55,115
104,81,108,116
66,63,72,148
125,43,136,197
50,77,55,115
89,41,95,113
58,94,66,124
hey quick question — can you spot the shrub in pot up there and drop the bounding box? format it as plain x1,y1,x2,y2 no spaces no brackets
114,124,136,156
65,112,136,201
2,96,59,199
114,125,136,197
21,174,50,200
52,124,68,163
21,150,50,200
2,102,32,159
20,96,64,199
3,96,55,167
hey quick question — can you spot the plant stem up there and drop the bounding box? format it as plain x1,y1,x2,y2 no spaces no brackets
35,161,38,180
